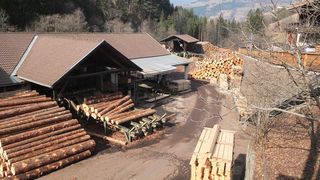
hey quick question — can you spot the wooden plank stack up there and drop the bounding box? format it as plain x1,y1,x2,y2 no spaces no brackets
191,47,243,80
77,92,157,125
0,90,95,179
190,125,234,180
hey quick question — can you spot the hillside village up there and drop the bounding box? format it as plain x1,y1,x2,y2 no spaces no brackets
0,0,319,180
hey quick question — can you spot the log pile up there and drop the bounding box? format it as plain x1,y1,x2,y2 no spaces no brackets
202,42,220,56
77,92,156,125
191,46,243,80
0,90,95,179
75,92,168,142
190,125,234,180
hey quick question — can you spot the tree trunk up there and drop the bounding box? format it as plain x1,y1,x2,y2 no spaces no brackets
0,110,70,130
0,106,62,123
104,99,133,116
6,150,91,180
114,109,156,125
10,140,95,175
85,92,122,101
99,96,131,115
0,125,81,153
2,129,85,156
0,91,38,100
0,113,72,136
0,102,57,120
106,102,134,117
108,109,144,123
0,96,51,108
4,131,87,160
95,102,114,112
85,94,123,105
8,135,91,165
0,119,79,146
108,109,142,123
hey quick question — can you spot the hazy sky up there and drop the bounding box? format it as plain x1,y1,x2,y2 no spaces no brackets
170,0,193,6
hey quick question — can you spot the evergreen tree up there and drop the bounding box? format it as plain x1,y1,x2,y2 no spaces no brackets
247,8,265,35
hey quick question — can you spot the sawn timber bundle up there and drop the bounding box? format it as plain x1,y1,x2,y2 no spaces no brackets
0,90,95,179
190,125,234,180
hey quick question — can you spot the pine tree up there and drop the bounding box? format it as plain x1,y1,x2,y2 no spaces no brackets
247,8,265,35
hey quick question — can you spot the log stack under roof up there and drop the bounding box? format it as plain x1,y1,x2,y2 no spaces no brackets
77,92,157,125
0,90,95,179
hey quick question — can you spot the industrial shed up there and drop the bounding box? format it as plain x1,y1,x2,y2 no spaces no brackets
40,33,192,79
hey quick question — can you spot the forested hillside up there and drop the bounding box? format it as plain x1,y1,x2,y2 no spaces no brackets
0,0,204,39
0,0,278,49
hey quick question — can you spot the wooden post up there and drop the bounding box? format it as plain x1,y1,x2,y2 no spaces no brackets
184,64,189,80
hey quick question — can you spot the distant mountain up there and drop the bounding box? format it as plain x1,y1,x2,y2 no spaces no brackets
175,0,293,20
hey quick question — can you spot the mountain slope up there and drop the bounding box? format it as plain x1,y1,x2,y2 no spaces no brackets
178,0,293,20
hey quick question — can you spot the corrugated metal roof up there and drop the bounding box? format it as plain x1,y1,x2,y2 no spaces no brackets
161,34,199,44
132,55,192,76
38,33,170,59
0,33,35,87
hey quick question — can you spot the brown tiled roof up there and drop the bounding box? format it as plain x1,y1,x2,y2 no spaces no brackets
16,36,141,88
161,34,199,44
16,36,102,88
40,33,170,59
0,33,34,87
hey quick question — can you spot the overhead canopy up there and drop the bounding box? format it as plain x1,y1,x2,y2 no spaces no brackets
131,55,192,77
16,36,141,88
161,34,199,44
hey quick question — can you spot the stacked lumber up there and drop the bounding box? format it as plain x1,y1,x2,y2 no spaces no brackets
191,47,243,80
0,90,95,179
77,92,157,125
190,125,234,180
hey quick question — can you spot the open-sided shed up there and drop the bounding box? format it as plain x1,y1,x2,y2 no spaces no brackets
15,36,141,98
161,34,200,54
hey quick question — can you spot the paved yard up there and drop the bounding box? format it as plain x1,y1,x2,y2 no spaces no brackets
40,81,250,180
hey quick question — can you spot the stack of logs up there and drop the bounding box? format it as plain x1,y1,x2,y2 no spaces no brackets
77,92,156,125
190,125,234,180
0,90,95,179
191,48,243,80
202,42,220,56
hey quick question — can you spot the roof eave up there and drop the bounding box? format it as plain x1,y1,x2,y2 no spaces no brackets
17,75,52,88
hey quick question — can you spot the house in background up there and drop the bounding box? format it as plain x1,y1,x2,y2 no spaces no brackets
160,34,204,56
286,0,320,51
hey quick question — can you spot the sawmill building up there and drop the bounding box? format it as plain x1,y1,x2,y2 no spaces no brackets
0,33,191,101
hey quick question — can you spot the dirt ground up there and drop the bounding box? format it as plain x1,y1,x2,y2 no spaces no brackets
40,80,251,180
254,112,320,179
